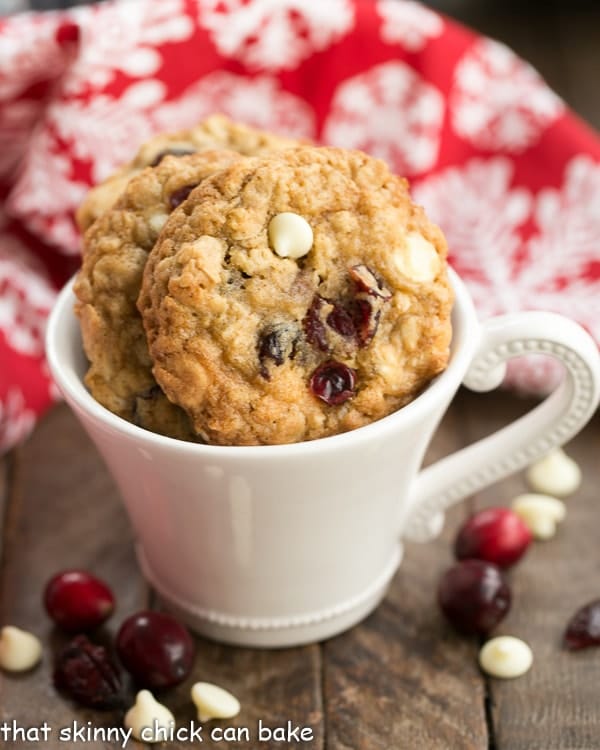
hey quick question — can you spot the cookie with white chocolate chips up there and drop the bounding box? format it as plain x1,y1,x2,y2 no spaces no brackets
74,150,244,440
138,146,453,446
76,114,305,233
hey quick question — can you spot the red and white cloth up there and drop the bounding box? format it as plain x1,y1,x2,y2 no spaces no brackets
1,0,600,452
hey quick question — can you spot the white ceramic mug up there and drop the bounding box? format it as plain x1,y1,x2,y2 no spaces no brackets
46,270,600,647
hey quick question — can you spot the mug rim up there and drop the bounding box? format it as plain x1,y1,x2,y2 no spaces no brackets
45,267,479,457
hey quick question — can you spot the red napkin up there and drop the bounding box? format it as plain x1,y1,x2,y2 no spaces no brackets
1,0,599,452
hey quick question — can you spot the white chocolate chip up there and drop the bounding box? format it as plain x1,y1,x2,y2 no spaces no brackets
394,232,440,283
148,212,169,235
512,493,566,540
191,681,241,723
377,343,405,391
526,448,581,497
0,626,42,672
479,636,533,679
124,690,175,742
268,212,313,259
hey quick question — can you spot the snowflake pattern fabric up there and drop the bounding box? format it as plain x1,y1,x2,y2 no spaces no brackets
522,155,600,335
323,61,444,175
0,0,599,451
376,0,443,52
413,157,532,317
451,38,564,153
152,72,316,139
0,229,57,357
414,153,600,392
63,0,194,95
196,0,355,70
0,13,67,99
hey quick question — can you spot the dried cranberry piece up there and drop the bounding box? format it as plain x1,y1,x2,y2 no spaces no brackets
257,325,299,378
54,635,122,710
305,268,390,353
310,360,356,405
564,600,600,650
347,266,390,347
258,330,285,379
259,330,285,367
303,296,329,351
169,183,198,210
150,148,196,168
349,264,392,299
353,298,381,347
327,304,355,338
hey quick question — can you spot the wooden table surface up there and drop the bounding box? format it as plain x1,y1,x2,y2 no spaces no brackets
1,393,600,750
3,2,600,749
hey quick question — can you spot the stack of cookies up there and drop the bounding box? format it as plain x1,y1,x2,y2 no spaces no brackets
74,115,453,446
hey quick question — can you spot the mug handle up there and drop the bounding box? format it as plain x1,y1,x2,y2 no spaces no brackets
403,311,600,542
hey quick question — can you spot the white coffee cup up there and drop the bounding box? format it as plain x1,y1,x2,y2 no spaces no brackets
46,271,600,647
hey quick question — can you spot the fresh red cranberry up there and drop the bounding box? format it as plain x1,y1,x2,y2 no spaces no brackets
437,560,511,635
564,600,600,650
169,183,198,210
116,611,195,689
150,148,196,167
54,635,122,710
44,570,115,632
454,507,532,568
310,360,356,405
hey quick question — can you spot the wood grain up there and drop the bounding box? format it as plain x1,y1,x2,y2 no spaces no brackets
3,387,600,749
464,396,600,750
0,405,325,750
0,454,8,559
0,406,151,750
3,7,600,749
323,392,489,750
165,638,324,749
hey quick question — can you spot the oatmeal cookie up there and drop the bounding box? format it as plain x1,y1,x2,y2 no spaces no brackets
74,150,244,439
76,114,305,232
138,147,453,446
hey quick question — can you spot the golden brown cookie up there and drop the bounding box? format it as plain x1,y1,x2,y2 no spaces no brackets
74,150,244,439
76,114,305,232
138,147,453,446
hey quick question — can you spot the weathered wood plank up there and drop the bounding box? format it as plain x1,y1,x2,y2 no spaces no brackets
165,639,324,750
323,392,489,750
463,393,600,750
0,405,150,749
0,404,325,750
0,453,8,559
